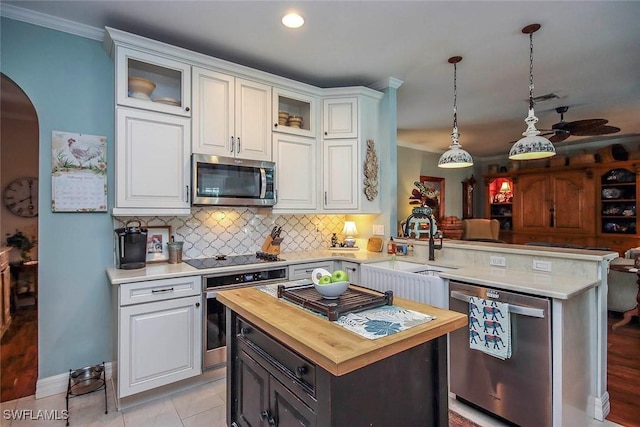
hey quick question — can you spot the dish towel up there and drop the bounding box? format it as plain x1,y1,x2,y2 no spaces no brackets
468,296,512,360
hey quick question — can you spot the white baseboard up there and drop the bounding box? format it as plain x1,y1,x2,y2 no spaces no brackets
36,362,113,399
592,391,611,421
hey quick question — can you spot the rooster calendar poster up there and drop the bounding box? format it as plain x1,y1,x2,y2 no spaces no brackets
51,130,107,212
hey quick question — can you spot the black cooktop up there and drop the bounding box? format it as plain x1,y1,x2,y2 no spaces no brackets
184,252,285,269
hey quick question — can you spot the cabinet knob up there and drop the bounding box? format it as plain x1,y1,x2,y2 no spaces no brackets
241,327,251,336
274,123,278,127
295,365,308,378
324,131,328,136
195,302,200,308
185,107,190,112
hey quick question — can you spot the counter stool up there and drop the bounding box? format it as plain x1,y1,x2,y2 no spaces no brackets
65,362,107,426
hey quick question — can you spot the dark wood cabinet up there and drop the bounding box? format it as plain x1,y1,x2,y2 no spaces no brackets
227,311,448,427
510,168,596,246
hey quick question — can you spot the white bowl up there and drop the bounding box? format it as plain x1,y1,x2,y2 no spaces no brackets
314,280,349,299
128,77,156,95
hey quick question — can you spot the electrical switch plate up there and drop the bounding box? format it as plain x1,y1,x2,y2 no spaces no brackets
372,225,384,236
533,259,552,272
490,256,506,267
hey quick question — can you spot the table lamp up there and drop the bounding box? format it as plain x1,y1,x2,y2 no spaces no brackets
342,221,358,247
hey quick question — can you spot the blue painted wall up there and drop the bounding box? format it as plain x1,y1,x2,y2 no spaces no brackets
1,18,115,377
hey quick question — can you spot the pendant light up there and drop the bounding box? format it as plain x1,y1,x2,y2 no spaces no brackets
438,56,473,168
509,24,556,160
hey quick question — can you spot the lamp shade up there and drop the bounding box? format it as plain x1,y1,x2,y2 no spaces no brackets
342,221,358,236
342,221,358,247
499,181,511,192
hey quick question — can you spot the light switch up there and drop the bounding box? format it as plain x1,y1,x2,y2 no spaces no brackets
372,225,384,235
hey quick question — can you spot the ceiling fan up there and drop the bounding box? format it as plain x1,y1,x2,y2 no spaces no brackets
544,106,621,143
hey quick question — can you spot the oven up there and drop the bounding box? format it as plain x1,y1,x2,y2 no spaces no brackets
198,260,288,371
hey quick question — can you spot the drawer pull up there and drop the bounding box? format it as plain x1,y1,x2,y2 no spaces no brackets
296,366,308,378
151,287,174,294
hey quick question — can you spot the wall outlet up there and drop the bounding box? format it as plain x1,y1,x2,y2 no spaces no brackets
372,224,384,236
490,255,506,267
533,259,552,272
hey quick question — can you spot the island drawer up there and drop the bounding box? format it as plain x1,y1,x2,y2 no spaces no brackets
237,318,316,392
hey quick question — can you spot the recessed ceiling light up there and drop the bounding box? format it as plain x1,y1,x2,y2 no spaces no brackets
282,13,304,29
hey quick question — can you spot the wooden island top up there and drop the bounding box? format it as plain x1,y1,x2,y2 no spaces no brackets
217,285,467,376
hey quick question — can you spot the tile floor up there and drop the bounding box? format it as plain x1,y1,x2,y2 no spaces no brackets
1,374,623,427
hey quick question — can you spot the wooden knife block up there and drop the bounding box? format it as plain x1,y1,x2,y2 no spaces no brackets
261,235,283,255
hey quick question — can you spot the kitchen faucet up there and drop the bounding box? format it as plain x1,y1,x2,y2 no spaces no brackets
403,206,443,261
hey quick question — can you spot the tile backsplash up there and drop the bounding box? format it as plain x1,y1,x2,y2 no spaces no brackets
114,208,347,259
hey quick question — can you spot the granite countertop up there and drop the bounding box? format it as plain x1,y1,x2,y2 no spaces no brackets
439,266,600,300
106,249,393,284
216,285,467,376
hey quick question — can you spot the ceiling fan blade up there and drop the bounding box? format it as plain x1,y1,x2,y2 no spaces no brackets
571,125,621,137
555,118,609,133
549,132,570,143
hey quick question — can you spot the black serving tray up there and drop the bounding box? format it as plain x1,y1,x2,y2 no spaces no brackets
277,284,393,321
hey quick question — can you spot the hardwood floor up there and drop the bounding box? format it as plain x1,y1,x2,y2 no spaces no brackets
607,311,640,427
0,305,37,402
1,307,638,426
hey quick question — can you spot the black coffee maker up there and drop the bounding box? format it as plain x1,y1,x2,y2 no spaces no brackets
115,220,148,269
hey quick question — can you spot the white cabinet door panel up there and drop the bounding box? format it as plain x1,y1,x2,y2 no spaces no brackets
235,78,272,161
273,134,317,210
116,107,190,209
323,97,358,139
192,67,234,155
323,140,358,210
119,295,201,397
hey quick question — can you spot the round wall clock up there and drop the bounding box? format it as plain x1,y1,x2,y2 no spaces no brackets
3,177,38,217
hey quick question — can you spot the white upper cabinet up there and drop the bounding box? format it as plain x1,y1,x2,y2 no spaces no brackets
115,107,191,214
272,88,317,138
323,97,358,139
116,46,191,117
192,67,272,161
323,139,359,210
273,133,318,211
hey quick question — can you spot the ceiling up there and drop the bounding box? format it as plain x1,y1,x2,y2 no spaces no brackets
3,1,640,159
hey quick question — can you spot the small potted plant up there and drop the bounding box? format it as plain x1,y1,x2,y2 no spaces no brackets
5,230,37,263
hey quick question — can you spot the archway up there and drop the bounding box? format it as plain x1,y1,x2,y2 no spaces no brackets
1,73,40,402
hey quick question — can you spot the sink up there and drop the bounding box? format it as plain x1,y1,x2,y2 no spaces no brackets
365,260,428,271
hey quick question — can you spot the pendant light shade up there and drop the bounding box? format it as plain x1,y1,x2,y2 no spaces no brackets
509,24,556,161
438,56,473,169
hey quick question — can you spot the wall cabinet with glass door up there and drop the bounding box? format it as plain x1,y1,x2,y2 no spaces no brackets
191,67,272,161
485,176,514,241
272,87,317,138
596,163,640,255
105,28,193,215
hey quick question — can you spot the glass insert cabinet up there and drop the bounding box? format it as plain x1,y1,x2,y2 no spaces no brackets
599,167,637,235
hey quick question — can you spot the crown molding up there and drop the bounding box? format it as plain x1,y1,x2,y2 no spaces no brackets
370,77,404,91
0,4,104,41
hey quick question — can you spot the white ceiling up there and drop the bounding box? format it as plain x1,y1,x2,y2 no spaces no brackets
3,1,640,158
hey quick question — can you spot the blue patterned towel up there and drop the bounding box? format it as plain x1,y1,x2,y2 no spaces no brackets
468,296,512,359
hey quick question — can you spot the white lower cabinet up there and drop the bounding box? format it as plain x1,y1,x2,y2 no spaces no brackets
115,107,191,215
339,261,360,285
116,276,202,398
273,133,317,211
289,261,335,280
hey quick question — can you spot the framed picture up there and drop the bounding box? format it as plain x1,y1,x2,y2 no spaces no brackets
419,176,445,223
146,226,171,263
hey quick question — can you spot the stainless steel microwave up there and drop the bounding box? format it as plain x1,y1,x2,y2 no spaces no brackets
191,154,276,207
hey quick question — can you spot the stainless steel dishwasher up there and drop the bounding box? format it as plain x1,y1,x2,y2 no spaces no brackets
449,280,552,427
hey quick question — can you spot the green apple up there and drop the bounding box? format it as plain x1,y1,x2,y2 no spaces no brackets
331,270,349,283
318,275,333,285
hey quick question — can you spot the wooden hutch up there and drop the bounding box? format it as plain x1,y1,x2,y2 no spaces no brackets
484,160,640,256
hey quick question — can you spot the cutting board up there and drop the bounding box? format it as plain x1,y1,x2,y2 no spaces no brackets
367,237,384,252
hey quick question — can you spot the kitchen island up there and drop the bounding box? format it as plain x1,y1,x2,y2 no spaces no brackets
217,285,466,427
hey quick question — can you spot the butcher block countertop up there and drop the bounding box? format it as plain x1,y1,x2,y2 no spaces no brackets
217,286,467,376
